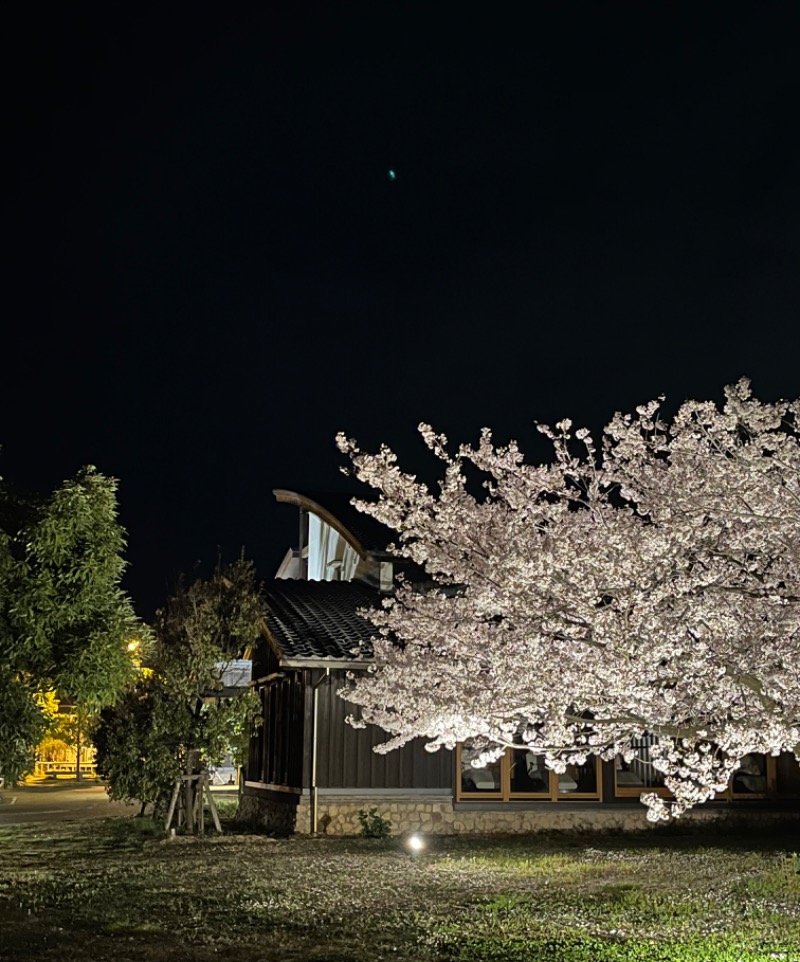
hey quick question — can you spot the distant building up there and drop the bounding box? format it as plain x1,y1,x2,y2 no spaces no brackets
239,490,800,835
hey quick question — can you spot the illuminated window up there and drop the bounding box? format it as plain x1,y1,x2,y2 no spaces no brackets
614,733,668,796
459,745,502,796
615,741,800,801
457,743,601,802
726,752,800,799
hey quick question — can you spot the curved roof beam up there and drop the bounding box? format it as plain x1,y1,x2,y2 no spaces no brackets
273,489,368,560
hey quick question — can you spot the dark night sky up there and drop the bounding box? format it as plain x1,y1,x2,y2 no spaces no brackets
5,5,800,616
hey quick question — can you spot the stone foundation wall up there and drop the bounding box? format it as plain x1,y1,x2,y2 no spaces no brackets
306,796,800,836
315,797,654,836
295,796,311,834
311,795,454,835
236,792,297,836
240,790,800,837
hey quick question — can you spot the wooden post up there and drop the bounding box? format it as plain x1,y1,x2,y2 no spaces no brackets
165,779,181,831
165,766,222,836
203,773,223,833
197,775,205,835
184,751,197,834
75,726,83,782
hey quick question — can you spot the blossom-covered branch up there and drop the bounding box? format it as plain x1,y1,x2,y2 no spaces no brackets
336,380,800,819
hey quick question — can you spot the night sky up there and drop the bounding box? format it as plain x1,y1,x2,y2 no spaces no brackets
6,5,800,617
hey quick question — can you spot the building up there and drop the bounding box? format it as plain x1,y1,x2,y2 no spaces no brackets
239,490,800,835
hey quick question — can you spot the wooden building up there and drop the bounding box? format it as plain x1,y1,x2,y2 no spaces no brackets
239,490,800,835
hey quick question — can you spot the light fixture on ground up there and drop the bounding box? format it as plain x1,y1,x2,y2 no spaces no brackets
405,833,425,855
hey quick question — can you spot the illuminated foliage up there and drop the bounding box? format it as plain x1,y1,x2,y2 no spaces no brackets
0,466,143,784
338,380,800,819
95,560,264,818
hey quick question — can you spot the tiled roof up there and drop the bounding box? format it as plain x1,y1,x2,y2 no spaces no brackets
263,580,379,665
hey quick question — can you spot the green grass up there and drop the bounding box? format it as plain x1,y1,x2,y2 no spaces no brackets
210,796,239,820
0,822,798,961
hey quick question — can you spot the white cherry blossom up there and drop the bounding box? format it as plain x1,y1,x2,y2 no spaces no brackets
336,380,800,819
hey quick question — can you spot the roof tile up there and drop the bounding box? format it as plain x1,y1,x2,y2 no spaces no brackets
264,580,378,663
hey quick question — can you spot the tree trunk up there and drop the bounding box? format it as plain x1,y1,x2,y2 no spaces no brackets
75,728,83,781
184,750,197,834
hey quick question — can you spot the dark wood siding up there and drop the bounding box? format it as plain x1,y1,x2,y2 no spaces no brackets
252,634,282,680
247,689,264,782
313,669,453,790
247,668,305,789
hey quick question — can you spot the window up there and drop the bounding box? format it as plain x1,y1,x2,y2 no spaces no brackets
459,745,502,796
776,753,800,795
731,753,769,797
510,752,550,796
614,733,668,796
615,740,800,801
724,752,800,800
457,744,601,802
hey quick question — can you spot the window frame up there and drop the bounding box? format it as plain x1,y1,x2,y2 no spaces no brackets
456,744,602,803
456,744,800,803
613,733,671,798
614,744,800,801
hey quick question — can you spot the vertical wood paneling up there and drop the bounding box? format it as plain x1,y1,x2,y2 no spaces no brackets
301,671,314,789
249,665,453,792
248,669,305,789
314,671,452,789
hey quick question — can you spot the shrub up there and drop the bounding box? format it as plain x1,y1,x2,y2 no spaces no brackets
357,807,392,838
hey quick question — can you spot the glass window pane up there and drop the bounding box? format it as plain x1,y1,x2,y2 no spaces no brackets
510,752,550,794
776,753,800,794
732,753,768,794
559,760,597,795
460,746,502,793
616,734,665,790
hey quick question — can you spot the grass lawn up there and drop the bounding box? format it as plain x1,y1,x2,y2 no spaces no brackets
0,818,798,961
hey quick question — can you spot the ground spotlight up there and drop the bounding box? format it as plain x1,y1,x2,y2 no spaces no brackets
405,833,425,855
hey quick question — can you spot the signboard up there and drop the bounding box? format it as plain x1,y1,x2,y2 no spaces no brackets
213,659,252,690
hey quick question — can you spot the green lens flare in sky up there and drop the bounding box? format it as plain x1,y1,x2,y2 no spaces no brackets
387,169,396,181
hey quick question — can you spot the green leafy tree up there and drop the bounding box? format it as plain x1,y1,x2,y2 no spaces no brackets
0,669,50,785
94,673,188,815
95,560,264,824
0,466,143,784
49,703,101,780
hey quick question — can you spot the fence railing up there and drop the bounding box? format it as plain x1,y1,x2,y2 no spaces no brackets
34,761,97,777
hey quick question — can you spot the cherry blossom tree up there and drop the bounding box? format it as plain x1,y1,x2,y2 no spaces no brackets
337,380,800,819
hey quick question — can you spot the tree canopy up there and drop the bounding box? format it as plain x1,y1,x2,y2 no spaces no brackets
0,466,143,783
337,380,800,819
95,560,264,819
